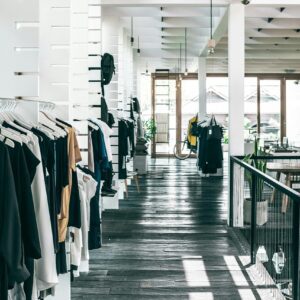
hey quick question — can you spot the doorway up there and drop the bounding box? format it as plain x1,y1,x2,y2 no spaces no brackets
152,74,199,158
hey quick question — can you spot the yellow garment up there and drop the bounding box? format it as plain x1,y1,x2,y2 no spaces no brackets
58,127,82,242
187,115,198,147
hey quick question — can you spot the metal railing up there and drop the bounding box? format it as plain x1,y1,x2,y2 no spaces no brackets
230,155,300,300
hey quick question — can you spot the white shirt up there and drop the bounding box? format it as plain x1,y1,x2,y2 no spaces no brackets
26,134,58,293
70,168,97,275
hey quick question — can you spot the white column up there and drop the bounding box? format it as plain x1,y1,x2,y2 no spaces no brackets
102,14,120,208
198,57,207,120
228,2,245,156
228,2,245,227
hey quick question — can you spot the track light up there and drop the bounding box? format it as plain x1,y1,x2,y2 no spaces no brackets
241,0,251,4
137,36,141,56
208,39,216,55
208,0,216,55
130,17,134,47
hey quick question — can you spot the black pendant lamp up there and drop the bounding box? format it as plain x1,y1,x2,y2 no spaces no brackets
208,0,216,55
184,28,188,76
130,17,134,46
137,36,141,56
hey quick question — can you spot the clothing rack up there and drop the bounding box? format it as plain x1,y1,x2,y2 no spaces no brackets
0,97,55,105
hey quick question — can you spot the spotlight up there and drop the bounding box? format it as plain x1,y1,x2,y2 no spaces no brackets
241,0,251,5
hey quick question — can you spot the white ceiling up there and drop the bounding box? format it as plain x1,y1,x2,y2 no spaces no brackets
102,1,300,74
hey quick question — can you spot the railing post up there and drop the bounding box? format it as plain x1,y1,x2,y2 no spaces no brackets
292,201,300,300
229,157,234,227
250,173,257,265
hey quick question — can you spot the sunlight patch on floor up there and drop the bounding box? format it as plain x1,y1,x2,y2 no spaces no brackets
183,259,210,287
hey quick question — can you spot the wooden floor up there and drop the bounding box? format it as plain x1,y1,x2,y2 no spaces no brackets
72,158,275,300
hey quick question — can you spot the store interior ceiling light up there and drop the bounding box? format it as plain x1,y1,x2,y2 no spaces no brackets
207,0,215,55
130,16,134,47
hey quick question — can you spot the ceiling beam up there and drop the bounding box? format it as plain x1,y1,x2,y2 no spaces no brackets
101,0,229,7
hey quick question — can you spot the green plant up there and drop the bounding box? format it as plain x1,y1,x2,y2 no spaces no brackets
223,131,229,144
143,119,157,142
243,137,267,201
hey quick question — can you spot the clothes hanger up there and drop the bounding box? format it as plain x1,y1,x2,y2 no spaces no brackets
3,125,30,144
88,119,99,130
38,124,60,139
0,134,15,148
36,125,55,140
39,116,67,137
0,126,23,144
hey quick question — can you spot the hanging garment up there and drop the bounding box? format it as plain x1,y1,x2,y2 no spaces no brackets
132,97,141,114
58,127,82,243
26,134,59,292
31,128,59,253
118,119,129,179
136,115,144,139
7,142,41,300
187,115,198,148
107,112,115,129
70,168,97,276
0,141,29,300
197,123,223,174
90,118,113,162
101,97,108,125
87,127,108,249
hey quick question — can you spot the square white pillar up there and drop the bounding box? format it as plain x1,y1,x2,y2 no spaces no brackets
228,2,245,156
228,2,245,227
198,57,207,120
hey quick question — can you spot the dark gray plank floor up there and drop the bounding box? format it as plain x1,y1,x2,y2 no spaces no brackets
72,158,272,300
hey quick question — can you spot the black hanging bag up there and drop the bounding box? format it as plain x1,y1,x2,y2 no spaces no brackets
101,53,115,96
207,116,223,140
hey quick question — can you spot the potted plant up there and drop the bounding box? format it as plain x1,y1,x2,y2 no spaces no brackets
243,137,268,226
143,119,157,143
133,119,157,175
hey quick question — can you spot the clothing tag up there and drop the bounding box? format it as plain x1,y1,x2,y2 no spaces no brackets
46,169,49,177
209,129,212,135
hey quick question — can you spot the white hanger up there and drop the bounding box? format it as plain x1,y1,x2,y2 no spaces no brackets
88,120,99,131
0,125,23,144
38,124,60,139
36,126,55,140
0,134,15,148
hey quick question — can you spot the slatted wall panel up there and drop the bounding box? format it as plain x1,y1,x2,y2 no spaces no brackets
71,0,101,166
39,0,70,120
0,0,39,98
102,15,121,178
70,0,89,164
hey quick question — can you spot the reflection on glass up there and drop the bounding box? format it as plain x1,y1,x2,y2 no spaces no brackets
259,80,281,142
286,80,300,147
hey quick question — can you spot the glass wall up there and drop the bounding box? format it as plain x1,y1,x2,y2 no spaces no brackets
259,80,281,142
151,74,300,156
286,80,300,147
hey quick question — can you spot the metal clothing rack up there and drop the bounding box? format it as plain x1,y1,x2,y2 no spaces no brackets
0,97,55,111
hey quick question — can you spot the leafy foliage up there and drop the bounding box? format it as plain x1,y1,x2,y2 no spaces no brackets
143,119,157,142
243,138,268,201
